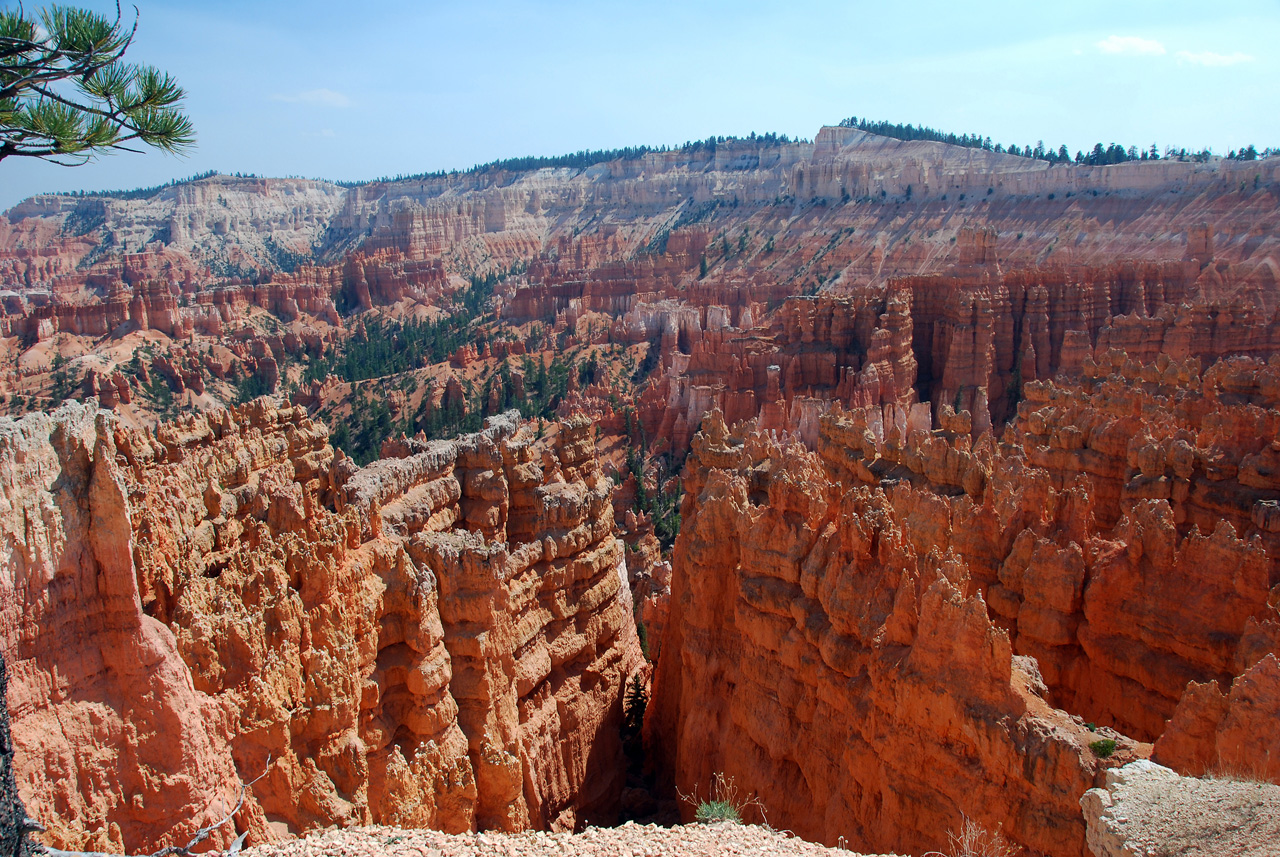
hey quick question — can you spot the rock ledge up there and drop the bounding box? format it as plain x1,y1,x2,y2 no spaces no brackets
1081,760,1280,857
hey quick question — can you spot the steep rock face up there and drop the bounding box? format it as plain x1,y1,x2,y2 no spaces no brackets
630,290,918,455
395,416,641,832
1153,654,1280,781
1,404,641,851
5,129,1278,325
1,653,35,857
1,278,341,345
4,129,1278,443
594,257,1277,458
120,401,475,839
3,128,1279,857
802,357,1280,747
646,410,1110,856
0,403,247,853
990,360,1280,741
650,365,1280,854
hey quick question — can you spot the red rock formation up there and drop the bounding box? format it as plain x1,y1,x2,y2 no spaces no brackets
800,356,1280,746
0,404,248,853
342,252,449,310
648,338,1280,853
0,651,36,857
2,404,642,851
3,129,1280,857
647,410,1115,856
3,127,1278,441
1153,654,1280,781
82,369,135,408
557,256,1279,458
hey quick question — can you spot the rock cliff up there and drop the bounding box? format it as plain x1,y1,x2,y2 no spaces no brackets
647,410,1115,855
1,403,641,851
0,402,246,852
649,375,1280,854
3,127,1278,440
1,652,35,857
2,128,1280,857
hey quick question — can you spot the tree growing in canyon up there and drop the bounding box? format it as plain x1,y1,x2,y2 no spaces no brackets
0,2,194,164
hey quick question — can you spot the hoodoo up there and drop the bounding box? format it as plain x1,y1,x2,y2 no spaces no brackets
1,404,641,850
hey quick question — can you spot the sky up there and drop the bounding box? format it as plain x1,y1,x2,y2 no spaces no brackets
3,0,1279,210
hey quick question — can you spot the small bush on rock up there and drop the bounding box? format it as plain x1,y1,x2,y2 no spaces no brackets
695,799,741,824
1090,739,1118,758
679,772,765,826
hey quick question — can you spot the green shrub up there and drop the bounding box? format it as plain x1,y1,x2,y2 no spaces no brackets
695,800,741,824
1089,739,1117,758
681,772,764,826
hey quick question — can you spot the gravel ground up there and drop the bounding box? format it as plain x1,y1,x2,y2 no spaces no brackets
241,823,897,857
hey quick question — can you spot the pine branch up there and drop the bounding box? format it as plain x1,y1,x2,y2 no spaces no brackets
0,2,192,164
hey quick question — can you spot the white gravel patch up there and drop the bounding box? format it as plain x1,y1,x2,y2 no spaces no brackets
242,822,896,857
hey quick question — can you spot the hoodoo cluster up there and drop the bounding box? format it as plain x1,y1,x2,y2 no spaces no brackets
2,127,1279,856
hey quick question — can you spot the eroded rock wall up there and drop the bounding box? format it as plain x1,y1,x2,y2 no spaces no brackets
646,410,1108,856
1,653,35,857
0,403,248,852
1,404,641,851
808,355,1280,747
609,258,1280,460
649,368,1280,854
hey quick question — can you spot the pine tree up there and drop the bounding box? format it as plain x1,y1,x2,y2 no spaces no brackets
1,5,194,164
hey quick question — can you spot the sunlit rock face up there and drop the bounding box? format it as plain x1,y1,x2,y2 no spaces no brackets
647,409,1103,856
2,127,1280,857
0,404,641,851
2,127,1277,446
648,373,1280,855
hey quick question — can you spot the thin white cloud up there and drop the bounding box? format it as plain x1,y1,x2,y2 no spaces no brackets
1176,50,1254,67
271,88,352,108
1096,35,1166,56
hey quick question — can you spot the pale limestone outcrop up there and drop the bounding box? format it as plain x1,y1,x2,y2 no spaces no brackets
1081,760,1280,857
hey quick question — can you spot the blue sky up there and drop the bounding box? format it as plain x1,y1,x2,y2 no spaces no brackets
3,0,1278,210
